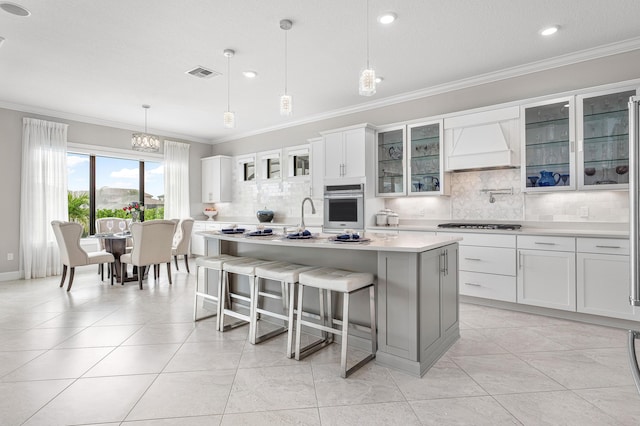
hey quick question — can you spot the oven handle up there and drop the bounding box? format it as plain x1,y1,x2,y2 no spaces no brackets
324,194,364,199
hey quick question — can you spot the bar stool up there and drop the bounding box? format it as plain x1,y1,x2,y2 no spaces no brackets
295,267,377,378
252,261,317,354
219,257,275,334
193,254,241,329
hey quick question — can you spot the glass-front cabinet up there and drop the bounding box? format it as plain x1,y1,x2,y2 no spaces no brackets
375,121,446,196
577,88,636,190
521,97,575,192
408,120,445,195
376,125,406,196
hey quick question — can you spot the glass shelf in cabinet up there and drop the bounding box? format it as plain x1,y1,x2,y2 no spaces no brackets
410,153,439,160
525,139,569,148
378,174,403,179
410,136,440,143
525,116,570,128
526,161,570,169
583,108,628,120
583,134,629,144
378,140,403,147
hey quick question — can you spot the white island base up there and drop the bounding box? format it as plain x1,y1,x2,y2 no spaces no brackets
202,232,461,377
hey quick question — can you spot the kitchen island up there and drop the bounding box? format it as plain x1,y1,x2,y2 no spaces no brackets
202,231,461,377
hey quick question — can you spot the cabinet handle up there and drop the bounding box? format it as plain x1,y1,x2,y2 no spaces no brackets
518,251,523,269
464,257,482,261
534,242,556,245
440,252,446,275
445,249,449,276
342,163,346,176
464,282,481,287
595,245,621,249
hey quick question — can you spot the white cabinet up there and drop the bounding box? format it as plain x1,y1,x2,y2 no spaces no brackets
201,155,231,203
376,120,448,197
576,87,637,190
321,124,373,180
191,221,220,256
439,232,517,302
577,238,636,320
521,97,576,192
517,235,576,311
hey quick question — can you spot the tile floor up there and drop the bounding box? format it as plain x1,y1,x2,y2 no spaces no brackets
0,265,639,425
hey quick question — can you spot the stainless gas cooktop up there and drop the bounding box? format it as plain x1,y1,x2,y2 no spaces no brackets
437,223,522,230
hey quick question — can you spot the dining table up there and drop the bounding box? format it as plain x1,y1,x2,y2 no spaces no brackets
92,233,139,283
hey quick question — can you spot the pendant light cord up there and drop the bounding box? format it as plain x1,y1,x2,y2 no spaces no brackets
366,0,370,69
284,29,288,95
227,56,231,111
144,108,148,133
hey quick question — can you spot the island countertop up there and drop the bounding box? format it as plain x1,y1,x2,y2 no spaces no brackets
200,231,462,253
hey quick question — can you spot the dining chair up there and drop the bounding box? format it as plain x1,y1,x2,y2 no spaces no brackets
172,218,195,273
119,220,177,289
51,220,115,291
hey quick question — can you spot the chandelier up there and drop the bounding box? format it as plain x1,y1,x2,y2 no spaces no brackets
223,48,236,128
131,105,160,152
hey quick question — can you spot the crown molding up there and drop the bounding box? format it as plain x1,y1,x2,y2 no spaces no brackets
0,101,211,144
211,36,640,144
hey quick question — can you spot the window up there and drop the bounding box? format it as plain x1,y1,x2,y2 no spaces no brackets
66,144,164,236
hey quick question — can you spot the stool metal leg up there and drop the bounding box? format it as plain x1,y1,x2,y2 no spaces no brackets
286,282,296,358
250,277,290,345
193,265,221,324
340,292,350,378
219,271,251,332
342,284,377,378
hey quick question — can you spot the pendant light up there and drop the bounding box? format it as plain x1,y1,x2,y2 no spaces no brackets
223,48,235,129
280,19,293,116
131,105,160,152
359,0,376,96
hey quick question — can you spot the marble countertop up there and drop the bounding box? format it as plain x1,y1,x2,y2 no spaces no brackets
201,231,461,253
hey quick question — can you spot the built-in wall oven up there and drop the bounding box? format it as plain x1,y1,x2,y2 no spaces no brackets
323,183,365,232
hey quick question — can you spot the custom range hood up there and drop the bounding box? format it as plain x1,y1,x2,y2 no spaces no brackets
444,105,520,171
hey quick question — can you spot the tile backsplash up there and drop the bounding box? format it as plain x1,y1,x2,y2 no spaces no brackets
208,167,628,224
386,168,628,223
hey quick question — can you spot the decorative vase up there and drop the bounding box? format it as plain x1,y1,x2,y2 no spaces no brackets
131,210,140,222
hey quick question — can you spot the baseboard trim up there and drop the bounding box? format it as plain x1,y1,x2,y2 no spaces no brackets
0,270,22,282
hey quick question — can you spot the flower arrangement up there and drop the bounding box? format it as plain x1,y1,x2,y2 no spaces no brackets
123,201,144,213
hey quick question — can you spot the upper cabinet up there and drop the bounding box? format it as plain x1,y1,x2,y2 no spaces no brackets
444,106,520,171
201,155,231,203
408,120,447,195
284,144,310,179
321,124,373,181
521,86,637,192
375,120,448,196
577,87,636,190
521,97,575,192
257,149,282,181
236,154,256,182
308,137,324,198
376,125,406,196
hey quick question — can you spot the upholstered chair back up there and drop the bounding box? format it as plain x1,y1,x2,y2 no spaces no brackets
51,220,88,267
129,220,177,266
173,218,195,253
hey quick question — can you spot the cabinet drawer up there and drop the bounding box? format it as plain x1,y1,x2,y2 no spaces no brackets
517,235,575,252
577,238,629,255
436,232,516,248
460,271,516,302
459,246,516,276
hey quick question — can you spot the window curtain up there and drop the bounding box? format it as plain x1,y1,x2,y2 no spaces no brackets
20,118,69,279
163,140,190,219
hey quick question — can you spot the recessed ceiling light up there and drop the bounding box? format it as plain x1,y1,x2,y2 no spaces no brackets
242,70,258,79
375,76,384,83
378,12,397,24
540,25,559,36
0,2,30,16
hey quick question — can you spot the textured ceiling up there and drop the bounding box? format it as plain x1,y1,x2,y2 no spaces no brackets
1,0,640,144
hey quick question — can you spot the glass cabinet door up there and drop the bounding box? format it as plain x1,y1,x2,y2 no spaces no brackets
376,125,406,196
408,121,444,195
522,97,575,191
577,88,635,189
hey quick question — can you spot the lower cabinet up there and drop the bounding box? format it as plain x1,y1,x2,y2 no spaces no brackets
517,236,576,311
577,238,635,320
376,243,459,376
191,221,220,256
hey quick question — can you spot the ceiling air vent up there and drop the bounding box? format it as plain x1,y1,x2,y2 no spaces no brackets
186,66,221,79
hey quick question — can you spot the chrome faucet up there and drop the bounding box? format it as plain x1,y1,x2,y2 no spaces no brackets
300,197,316,228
